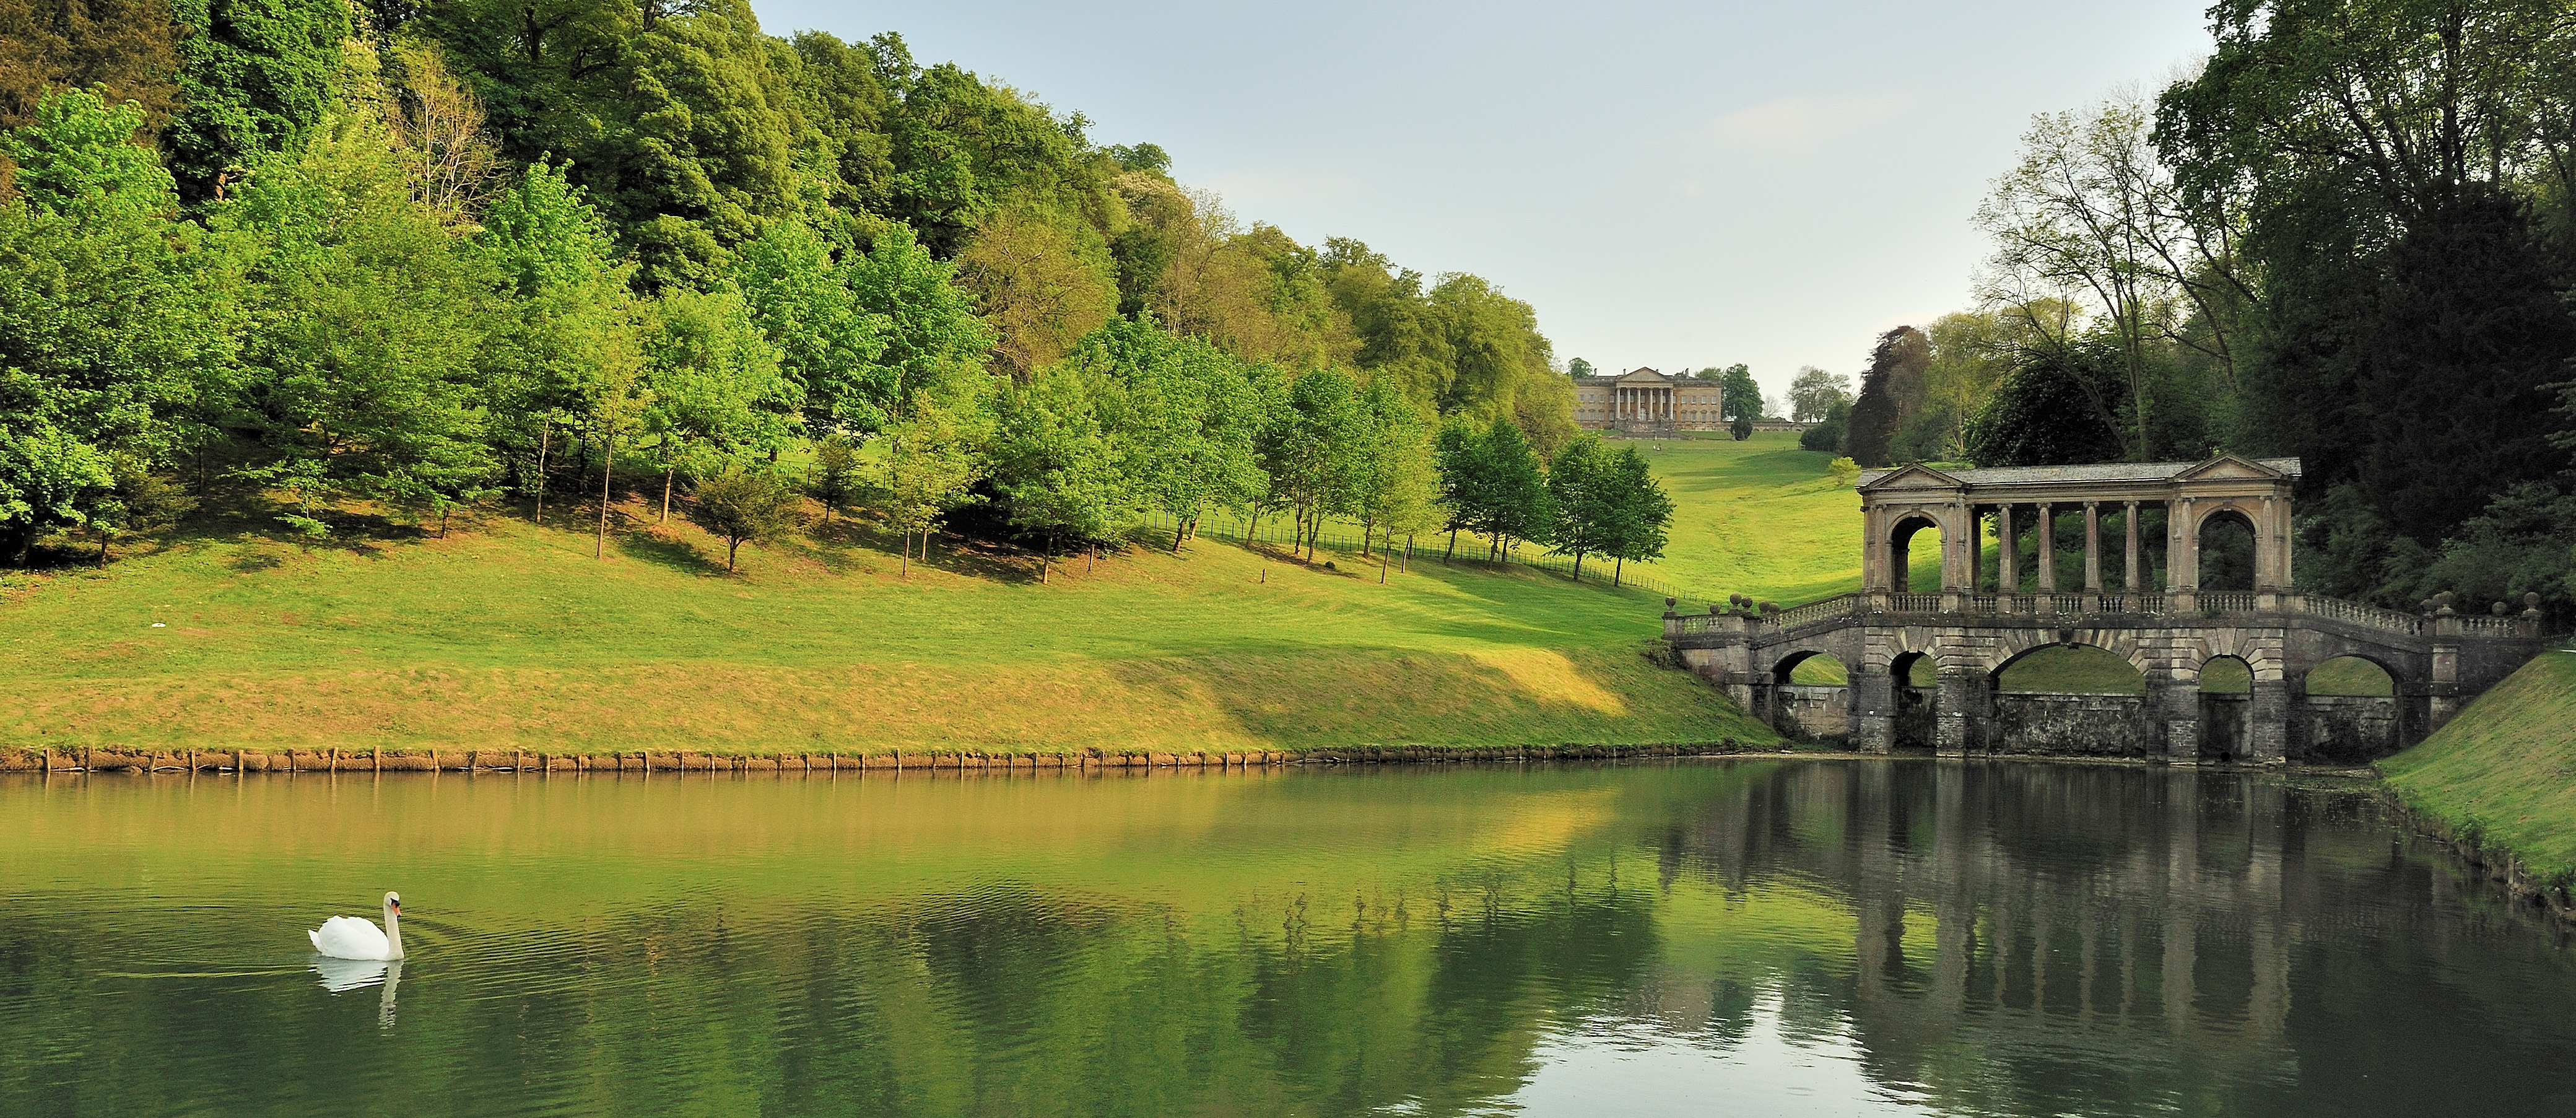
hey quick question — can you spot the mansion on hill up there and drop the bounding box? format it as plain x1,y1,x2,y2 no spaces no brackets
1572,367,1806,436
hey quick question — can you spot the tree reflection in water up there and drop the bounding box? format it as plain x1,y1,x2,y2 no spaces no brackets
1,763,2570,1117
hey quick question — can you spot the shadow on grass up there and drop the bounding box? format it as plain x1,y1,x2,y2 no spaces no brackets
1096,641,1769,751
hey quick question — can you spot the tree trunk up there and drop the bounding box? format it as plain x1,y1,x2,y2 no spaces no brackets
1445,528,1457,563
1404,535,1412,574
899,530,909,578
595,432,613,559
439,507,452,539
661,464,674,523
1614,557,1623,587
727,536,739,570
1361,513,1373,558
533,424,550,522
1572,550,1583,580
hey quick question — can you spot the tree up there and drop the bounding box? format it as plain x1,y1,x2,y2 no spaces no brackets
1566,357,1595,378
1546,434,1616,580
474,160,646,518
843,224,998,421
1787,367,1851,424
1960,343,2126,467
164,0,350,203
991,360,1121,582
1263,367,1367,562
1351,375,1440,568
222,90,502,539
1730,413,1755,441
1843,326,1928,466
1599,444,1672,586
638,287,799,522
1066,317,1263,551
1717,364,1761,422
685,461,800,570
730,216,894,435
0,89,222,561
871,390,985,575
1800,395,1850,454
1444,415,1551,564
954,209,1118,380
807,432,858,523
0,0,184,133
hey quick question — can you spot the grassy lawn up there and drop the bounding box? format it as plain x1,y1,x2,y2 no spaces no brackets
1612,432,1880,606
0,496,1775,756
2380,651,2576,881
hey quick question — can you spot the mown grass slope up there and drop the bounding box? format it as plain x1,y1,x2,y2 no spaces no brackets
2378,650,2576,879
0,497,1775,755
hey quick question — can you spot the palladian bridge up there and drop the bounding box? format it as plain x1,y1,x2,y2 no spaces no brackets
1666,455,2549,761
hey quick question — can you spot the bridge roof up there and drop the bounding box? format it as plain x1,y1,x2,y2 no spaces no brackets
1859,456,2302,489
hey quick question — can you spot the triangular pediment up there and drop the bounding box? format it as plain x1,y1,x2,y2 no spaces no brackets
2173,453,2286,482
1616,367,1671,383
1858,463,1965,492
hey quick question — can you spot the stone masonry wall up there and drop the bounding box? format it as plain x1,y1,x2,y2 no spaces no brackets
1989,693,2151,757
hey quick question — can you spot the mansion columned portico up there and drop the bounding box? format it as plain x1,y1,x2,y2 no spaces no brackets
1573,367,1728,435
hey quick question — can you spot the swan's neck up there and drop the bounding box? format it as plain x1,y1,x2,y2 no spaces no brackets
385,909,404,960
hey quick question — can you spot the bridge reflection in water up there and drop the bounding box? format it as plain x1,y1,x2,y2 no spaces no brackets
1635,761,2574,1115
1668,455,2548,760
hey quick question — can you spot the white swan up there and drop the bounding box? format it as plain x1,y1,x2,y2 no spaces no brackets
309,891,406,961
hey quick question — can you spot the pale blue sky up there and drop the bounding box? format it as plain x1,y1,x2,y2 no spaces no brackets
752,1,2215,400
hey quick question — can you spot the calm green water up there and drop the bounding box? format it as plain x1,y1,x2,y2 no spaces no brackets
3,760,2572,1117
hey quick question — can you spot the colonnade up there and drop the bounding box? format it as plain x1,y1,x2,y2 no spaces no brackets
1610,384,1673,423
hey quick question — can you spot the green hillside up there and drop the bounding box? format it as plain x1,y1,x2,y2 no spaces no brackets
0,496,1776,757
2379,652,2576,883
1617,432,1872,605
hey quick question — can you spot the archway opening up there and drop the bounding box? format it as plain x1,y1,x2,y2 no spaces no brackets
2300,655,2399,766
2196,509,2258,592
1891,515,1944,593
1995,645,2146,694
2307,656,2394,696
1778,652,1850,686
1986,644,2148,758
1890,651,1938,750
2198,655,2254,762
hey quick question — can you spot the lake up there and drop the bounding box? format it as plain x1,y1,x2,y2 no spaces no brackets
2,759,2570,1117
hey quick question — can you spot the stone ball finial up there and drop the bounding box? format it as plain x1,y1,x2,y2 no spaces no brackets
2494,601,2511,616
1760,601,1779,614
2434,591,2456,614
1708,603,1722,615
2528,592,2544,609
1664,596,1677,609
2421,599,2437,614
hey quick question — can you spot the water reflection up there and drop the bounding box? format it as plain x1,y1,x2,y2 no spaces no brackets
1,762,2571,1117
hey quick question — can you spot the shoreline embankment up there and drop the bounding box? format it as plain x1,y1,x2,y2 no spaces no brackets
2375,650,2576,929
0,740,1784,775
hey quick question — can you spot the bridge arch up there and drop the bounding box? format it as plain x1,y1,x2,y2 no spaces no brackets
1980,628,2154,679
2174,496,2291,592
1772,649,1848,686
1888,513,1945,594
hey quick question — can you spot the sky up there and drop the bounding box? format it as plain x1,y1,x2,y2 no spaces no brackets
750,1,2217,401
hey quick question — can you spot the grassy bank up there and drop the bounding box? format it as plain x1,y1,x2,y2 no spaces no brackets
2378,650,2576,891
1,496,1777,756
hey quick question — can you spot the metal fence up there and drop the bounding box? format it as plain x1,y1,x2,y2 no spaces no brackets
1138,512,1711,608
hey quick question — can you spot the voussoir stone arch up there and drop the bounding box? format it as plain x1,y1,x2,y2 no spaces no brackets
1980,627,2154,678
2175,629,2286,683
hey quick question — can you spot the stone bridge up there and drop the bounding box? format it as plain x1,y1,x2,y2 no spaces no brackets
1665,455,2549,761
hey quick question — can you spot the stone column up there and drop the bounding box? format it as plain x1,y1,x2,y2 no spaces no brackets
1997,504,2016,597
2037,504,2058,593
2149,665,2199,760
2170,498,2198,611
2247,674,2289,762
1937,668,1985,756
2084,501,2102,594
2124,500,2141,595
1850,666,1895,754
1969,507,1984,596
